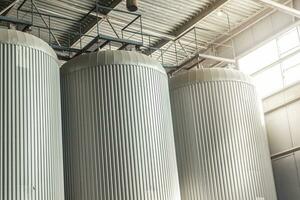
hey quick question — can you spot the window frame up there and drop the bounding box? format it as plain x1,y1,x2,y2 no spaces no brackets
237,24,300,99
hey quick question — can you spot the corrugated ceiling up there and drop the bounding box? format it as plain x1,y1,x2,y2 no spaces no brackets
1,0,282,67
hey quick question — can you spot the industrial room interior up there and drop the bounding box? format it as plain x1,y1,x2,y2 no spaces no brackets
1,0,300,199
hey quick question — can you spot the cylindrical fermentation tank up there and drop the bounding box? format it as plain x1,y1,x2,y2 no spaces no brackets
61,50,180,200
0,29,65,199
170,68,277,200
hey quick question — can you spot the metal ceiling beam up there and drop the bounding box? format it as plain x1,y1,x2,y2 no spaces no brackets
146,0,229,55
17,0,28,10
118,43,129,50
0,15,32,30
99,40,110,49
70,0,122,47
171,55,205,75
173,0,229,38
73,34,142,57
198,53,236,64
0,15,31,25
215,0,290,45
57,55,71,61
32,1,61,46
257,0,300,18
171,0,290,74
51,45,81,53
0,0,19,16
74,36,99,57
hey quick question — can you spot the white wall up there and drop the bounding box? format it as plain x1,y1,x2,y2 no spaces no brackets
263,82,300,200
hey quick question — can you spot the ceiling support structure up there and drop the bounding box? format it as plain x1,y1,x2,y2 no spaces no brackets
216,0,290,45
0,15,31,30
171,55,205,76
70,0,122,47
72,2,144,55
107,18,120,38
118,43,129,50
178,40,191,58
173,0,229,38
17,0,27,10
0,0,19,16
169,53,236,76
146,0,229,55
257,0,300,19
170,0,291,74
31,1,61,46
73,34,142,57
198,53,236,64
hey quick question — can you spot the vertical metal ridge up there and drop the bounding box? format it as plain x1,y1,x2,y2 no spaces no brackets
170,79,277,200
0,42,65,200
61,61,181,200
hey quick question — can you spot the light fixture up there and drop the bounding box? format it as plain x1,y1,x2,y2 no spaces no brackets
217,10,231,30
217,10,224,16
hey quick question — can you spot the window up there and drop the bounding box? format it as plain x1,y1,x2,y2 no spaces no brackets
281,52,300,85
238,26,300,99
277,28,300,56
281,52,300,71
252,65,283,98
283,65,300,86
239,40,278,75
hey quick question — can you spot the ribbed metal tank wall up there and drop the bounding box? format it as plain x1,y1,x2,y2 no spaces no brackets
170,68,277,200
61,50,181,200
0,29,64,199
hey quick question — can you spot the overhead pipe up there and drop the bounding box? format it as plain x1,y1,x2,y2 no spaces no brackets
257,0,300,19
127,0,138,12
0,0,19,15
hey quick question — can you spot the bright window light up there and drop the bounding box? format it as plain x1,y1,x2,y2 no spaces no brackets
277,28,300,55
253,65,283,98
283,65,300,86
281,52,300,71
281,51,300,86
239,40,278,75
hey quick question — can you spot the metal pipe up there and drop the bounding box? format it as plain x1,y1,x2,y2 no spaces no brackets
0,0,19,15
17,0,28,10
257,0,300,19
271,146,300,160
127,0,138,12
198,53,236,64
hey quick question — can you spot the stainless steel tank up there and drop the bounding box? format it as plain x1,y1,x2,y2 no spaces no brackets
0,29,64,199
61,50,180,200
170,68,277,200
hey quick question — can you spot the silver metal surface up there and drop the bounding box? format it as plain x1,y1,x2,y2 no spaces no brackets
170,68,277,200
61,50,181,200
0,29,64,199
